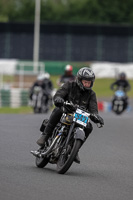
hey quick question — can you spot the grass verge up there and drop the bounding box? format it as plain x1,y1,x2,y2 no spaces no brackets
0,106,33,114
51,76,133,98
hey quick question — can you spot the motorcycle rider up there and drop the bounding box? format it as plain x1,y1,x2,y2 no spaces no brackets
110,72,131,92
57,64,75,86
37,67,104,163
29,73,53,107
110,72,131,110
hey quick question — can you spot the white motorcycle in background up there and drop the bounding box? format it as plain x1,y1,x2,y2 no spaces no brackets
31,86,52,113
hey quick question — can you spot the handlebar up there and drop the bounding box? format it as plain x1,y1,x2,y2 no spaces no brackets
63,101,78,112
63,101,104,128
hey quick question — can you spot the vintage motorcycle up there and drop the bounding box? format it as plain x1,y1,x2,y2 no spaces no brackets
111,88,128,115
31,86,52,114
31,101,103,174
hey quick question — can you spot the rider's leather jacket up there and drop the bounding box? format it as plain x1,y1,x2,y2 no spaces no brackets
111,80,131,92
54,81,98,114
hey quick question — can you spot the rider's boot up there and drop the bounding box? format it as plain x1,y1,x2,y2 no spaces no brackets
36,123,55,147
36,133,49,147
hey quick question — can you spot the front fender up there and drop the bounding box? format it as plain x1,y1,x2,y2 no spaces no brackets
74,127,85,141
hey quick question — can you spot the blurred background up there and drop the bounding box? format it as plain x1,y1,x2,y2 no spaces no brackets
0,0,133,113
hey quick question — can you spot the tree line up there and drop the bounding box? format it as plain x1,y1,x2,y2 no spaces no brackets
0,0,133,25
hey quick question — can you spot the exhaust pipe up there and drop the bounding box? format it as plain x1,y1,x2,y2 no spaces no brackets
41,136,59,157
31,135,60,158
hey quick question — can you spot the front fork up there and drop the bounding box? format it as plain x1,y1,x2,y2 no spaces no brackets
64,123,75,149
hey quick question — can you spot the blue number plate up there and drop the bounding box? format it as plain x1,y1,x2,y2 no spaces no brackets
115,90,125,97
73,108,90,127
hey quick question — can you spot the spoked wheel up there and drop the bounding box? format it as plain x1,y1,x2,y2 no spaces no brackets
114,105,124,115
57,139,82,174
35,148,50,168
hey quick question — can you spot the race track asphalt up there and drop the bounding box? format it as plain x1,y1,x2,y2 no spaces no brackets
0,111,133,200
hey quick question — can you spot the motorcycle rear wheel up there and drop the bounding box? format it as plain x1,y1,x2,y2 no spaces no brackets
56,139,82,174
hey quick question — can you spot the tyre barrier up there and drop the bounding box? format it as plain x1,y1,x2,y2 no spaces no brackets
0,89,29,108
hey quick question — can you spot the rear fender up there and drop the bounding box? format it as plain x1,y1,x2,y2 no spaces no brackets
74,127,85,141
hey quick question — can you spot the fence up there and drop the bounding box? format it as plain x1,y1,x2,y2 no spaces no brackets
1,22,133,62
14,61,45,88
0,61,45,107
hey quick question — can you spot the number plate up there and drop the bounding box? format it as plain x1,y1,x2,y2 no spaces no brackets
73,108,90,127
115,90,125,97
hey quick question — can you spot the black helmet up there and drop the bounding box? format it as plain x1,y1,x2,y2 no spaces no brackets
119,72,126,80
76,67,95,90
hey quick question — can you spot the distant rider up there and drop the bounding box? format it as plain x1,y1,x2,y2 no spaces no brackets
110,72,131,110
57,64,75,86
110,72,131,92
29,73,53,106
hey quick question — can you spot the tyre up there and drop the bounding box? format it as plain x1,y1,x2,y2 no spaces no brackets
57,139,82,174
36,156,49,168
33,106,39,114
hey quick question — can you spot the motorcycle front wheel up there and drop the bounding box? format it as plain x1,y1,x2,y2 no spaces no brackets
56,139,82,174
35,147,50,168
36,156,49,168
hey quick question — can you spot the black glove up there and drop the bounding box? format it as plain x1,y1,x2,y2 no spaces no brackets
54,97,64,107
90,113,104,125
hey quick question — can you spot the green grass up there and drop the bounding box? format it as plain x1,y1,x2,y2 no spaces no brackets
94,78,133,98
51,76,133,98
0,106,33,114
50,75,59,89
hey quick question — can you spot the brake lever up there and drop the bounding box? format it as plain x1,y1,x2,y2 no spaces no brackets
65,101,77,110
